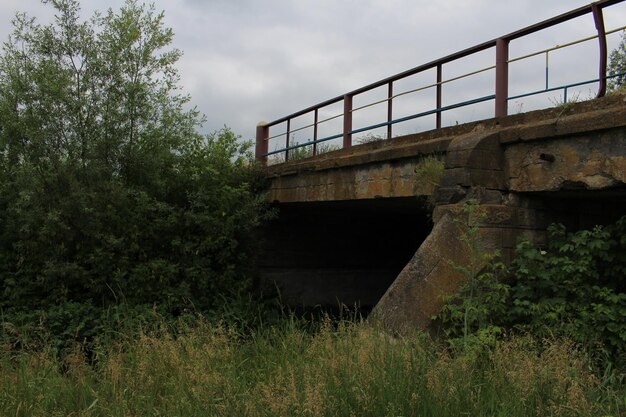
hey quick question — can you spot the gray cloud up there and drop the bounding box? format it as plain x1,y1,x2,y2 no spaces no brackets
1,0,625,144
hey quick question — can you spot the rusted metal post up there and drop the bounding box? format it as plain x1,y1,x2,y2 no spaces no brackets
387,82,393,139
436,64,442,129
343,94,353,148
495,38,509,118
313,109,318,156
592,4,607,98
255,123,269,165
285,118,291,162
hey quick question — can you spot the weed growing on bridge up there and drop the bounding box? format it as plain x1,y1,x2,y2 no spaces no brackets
356,132,386,144
414,154,445,188
268,140,340,164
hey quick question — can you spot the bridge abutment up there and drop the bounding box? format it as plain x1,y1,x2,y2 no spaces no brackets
260,94,626,331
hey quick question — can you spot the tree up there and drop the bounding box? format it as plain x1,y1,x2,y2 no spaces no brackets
608,30,626,91
0,0,268,345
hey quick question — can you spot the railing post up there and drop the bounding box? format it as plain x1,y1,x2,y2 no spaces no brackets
592,4,607,98
495,38,509,118
436,64,442,129
255,122,269,165
313,109,318,156
285,118,291,162
387,82,393,139
343,94,352,148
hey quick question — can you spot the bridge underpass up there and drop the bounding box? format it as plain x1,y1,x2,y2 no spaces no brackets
257,197,432,313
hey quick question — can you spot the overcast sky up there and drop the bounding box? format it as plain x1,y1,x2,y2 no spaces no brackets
1,0,625,147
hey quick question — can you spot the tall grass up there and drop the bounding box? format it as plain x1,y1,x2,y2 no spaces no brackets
1,318,624,416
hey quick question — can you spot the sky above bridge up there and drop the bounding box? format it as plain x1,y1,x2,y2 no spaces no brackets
1,0,625,146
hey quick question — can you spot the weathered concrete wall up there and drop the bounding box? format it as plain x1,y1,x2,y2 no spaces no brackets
504,125,626,192
265,128,455,203
267,158,430,202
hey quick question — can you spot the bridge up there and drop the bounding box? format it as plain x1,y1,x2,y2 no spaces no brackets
253,1,626,333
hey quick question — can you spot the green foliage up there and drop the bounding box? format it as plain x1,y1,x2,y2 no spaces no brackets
0,0,270,349
356,132,385,144
438,209,626,364
508,218,626,357
413,154,444,187
608,30,626,91
436,200,508,351
269,139,339,164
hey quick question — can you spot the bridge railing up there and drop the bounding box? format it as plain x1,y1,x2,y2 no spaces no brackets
256,0,625,164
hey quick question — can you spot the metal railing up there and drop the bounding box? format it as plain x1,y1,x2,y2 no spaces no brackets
256,0,625,164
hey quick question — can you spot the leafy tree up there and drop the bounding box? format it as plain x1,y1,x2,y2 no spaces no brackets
608,30,626,91
0,0,269,346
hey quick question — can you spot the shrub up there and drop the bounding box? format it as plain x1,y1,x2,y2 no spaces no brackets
437,204,626,365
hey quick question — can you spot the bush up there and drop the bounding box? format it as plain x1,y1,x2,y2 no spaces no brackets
0,0,271,349
437,208,626,364
508,218,626,358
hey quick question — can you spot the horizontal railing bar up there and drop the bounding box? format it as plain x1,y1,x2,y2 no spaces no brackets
509,35,599,64
267,112,343,140
352,65,497,114
352,94,496,134
265,132,344,156
606,25,626,35
267,70,626,158
264,94,496,156
284,122,316,136
265,97,344,128
267,131,286,141
396,65,497,98
508,80,598,101
509,24,626,64
351,97,391,113
317,112,344,125
261,0,620,129
508,72,626,101
499,0,620,42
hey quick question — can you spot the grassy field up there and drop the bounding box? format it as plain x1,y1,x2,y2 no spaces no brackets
1,318,624,417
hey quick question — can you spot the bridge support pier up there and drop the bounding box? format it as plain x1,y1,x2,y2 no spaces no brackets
370,128,546,333
369,191,548,334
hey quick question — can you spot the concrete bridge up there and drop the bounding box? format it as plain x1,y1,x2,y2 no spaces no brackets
257,94,626,333
253,0,626,333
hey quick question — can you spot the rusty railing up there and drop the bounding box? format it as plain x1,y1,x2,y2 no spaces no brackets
256,0,625,164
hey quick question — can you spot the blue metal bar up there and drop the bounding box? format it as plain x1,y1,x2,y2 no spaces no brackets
507,73,624,101
349,94,496,136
